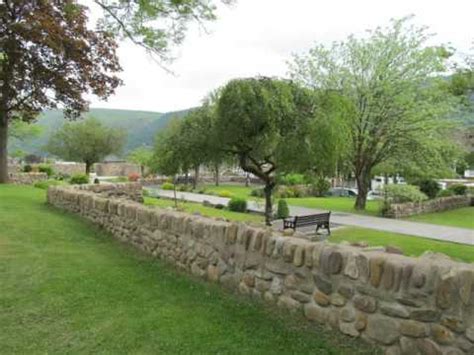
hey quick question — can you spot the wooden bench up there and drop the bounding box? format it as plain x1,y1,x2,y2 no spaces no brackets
283,212,331,235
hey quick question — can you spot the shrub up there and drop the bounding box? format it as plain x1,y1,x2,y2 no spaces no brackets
311,177,331,197
250,188,264,197
448,184,467,196
276,199,290,219
34,179,65,190
214,204,225,210
228,197,247,212
437,189,455,198
69,174,89,185
38,164,54,177
128,172,140,182
276,185,307,198
384,184,428,204
218,190,234,198
416,179,440,199
161,182,175,190
142,189,150,197
54,172,70,181
23,164,32,173
278,173,305,186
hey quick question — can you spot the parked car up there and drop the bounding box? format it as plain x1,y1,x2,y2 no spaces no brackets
328,187,358,197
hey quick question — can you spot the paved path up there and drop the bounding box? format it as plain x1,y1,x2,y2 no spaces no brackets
145,188,474,246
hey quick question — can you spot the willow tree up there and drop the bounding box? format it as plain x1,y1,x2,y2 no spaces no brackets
289,17,458,210
216,77,317,225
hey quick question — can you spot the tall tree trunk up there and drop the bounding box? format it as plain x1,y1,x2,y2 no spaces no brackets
85,162,92,175
0,117,9,183
245,173,250,187
193,165,199,189
263,181,275,226
355,170,370,210
214,164,219,186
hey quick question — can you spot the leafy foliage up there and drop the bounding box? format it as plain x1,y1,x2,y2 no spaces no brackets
37,164,54,178
384,184,428,204
69,174,89,185
276,199,290,219
416,179,441,199
448,184,468,196
161,182,175,190
46,118,126,173
289,17,460,210
227,197,247,213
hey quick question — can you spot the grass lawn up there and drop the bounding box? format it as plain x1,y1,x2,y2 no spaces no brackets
330,227,474,263
406,207,474,229
0,185,379,354
286,197,382,216
201,184,382,216
144,196,264,224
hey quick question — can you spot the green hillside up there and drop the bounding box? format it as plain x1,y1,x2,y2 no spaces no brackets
9,107,191,156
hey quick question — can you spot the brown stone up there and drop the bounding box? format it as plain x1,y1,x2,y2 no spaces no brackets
354,312,367,331
353,295,377,313
207,265,219,282
304,304,328,324
366,315,400,345
416,338,441,355
441,317,465,333
355,254,370,281
431,324,455,345
400,320,428,338
293,246,305,267
382,262,395,290
323,250,343,275
277,296,301,313
466,325,474,342
313,290,330,307
242,273,255,288
370,256,385,287
340,307,356,322
385,245,404,255
436,277,456,309
344,254,359,280
304,244,314,267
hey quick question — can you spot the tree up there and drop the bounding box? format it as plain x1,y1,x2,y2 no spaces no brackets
9,121,43,142
0,2,121,183
289,17,459,210
216,77,316,225
46,118,126,174
0,0,229,183
127,146,153,176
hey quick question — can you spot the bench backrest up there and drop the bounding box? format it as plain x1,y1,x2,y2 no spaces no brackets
294,212,330,227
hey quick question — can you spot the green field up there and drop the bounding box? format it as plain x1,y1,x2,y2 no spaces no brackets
406,207,474,229
329,227,474,263
144,196,264,224
0,185,379,354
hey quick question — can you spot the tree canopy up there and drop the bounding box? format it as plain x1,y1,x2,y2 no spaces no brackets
289,17,460,209
46,118,126,174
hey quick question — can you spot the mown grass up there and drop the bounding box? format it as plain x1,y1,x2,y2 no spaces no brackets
144,196,264,223
0,185,379,354
406,207,474,229
330,227,474,263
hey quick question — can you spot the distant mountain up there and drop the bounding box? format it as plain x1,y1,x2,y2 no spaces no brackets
9,107,192,156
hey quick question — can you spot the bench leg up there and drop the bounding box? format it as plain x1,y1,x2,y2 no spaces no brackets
315,225,320,235
327,224,331,236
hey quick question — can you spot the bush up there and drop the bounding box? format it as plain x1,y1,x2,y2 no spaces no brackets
161,182,175,190
218,190,234,198
278,173,305,186
228,197,247,212
69,174,89,185
384,184,428,204
128,172,140,182
275,185,307,198
34,179,65,190
250,188,264,197
38,164,54,177
142,189,150,197
311,177,331,197
416,179,440,199
448,184,468,196
276,199,290,219
437,189,455,198
23,164,32,173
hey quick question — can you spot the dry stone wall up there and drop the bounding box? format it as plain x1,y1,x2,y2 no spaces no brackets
385,195,473,219
47,184,474,354
9,172,48,185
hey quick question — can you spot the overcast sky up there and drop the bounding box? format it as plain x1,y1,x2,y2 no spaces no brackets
88,0,474,113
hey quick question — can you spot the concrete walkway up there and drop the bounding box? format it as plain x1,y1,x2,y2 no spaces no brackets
145,188,474,246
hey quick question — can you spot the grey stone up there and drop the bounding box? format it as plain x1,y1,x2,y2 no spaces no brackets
436,277,456,309
330,293,346,307
290,290,311,303
277,296,301,313
366,315,400,345
400,320,428,338
344,254,359,279
339,322,359,337
466,325,474,342
400,336,421,355
304,304,328,324
313,274,332,295
431,324,455,345
380,303,410,319
340,307,356,322
353,295,377,313
269,277,283,295
338,285,354,299
416,338,441,355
